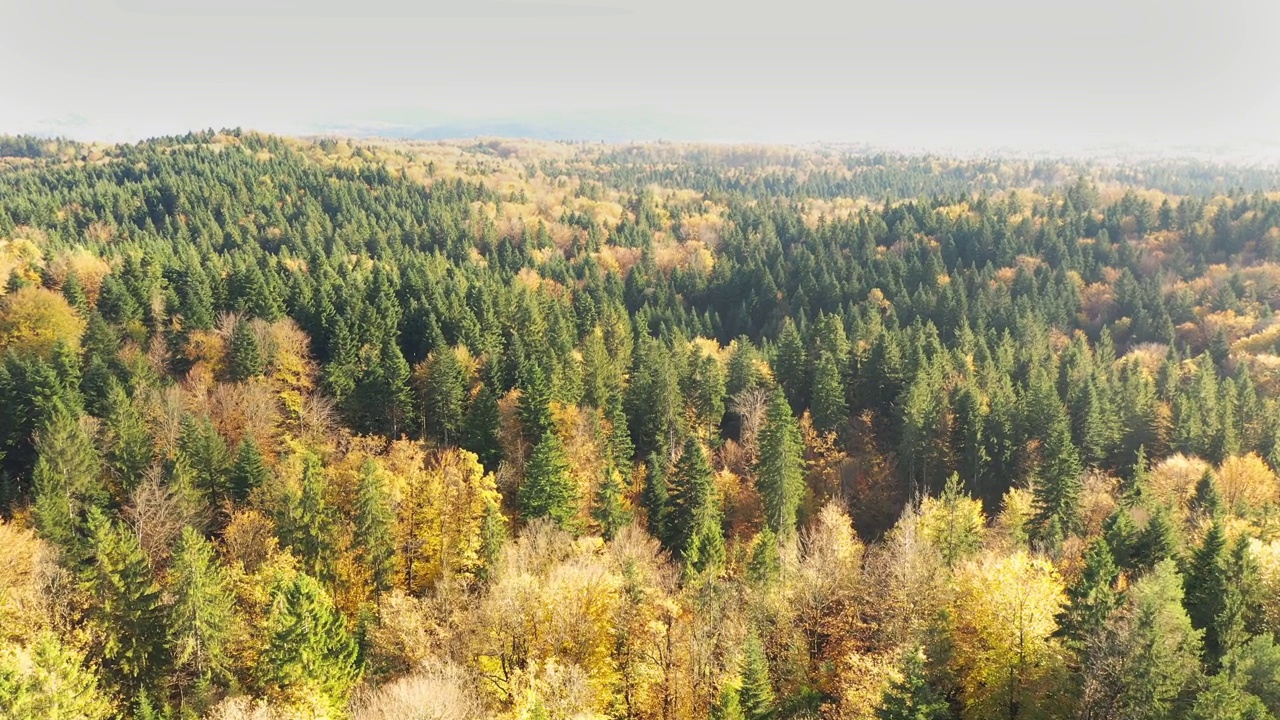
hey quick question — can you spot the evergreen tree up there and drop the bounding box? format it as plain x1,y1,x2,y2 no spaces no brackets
1056,538,1119,651
0,632,112,720
592,463,631,540
353,459,395,597
711,681,747,720
33,400,107,564
876,648,950,720
101,379,153,500
84,510,169,699
773,318,808,412
227,320,265,382
755,385,804,538
177,416,231,510
477,495,508,582
519,431,578,530
167,526,234,708
668,436,724,573
1185,521,1231,665
747,526,781,586
279,454,336,583
260,574,361,712
739,633,775,720
461,383,502,471
518,361,555,446
810,350,848,436
227,437,269,503
642,453,670,547
1031,412,1084,543
422,347,466,445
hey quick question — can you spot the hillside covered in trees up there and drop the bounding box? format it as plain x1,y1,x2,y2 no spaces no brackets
5,131,1280,720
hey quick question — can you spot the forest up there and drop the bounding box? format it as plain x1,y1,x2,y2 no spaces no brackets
4,130,1280,720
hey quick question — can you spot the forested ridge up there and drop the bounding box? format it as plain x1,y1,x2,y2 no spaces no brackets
5,130,1280,719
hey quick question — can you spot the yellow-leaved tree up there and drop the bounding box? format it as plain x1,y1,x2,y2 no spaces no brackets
0,286,86,358
949,552,1070,720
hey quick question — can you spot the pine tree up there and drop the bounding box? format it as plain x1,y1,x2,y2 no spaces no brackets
168,526,234,708
773,319,808,412
668,436,723,573
101,379,153,500
739,633,775,720
876,648,949,720
1032,412,1083,543
279,454,336,583
1185,521,1231,665
353,459,395,597
642,453,670,547
461,383,502,471
33,400,106,564
422,347,466,445
260,574,361,712
519,431,578,530
810,350,848,436
477,495,508,582
755,385,804,538
84,510,169,699
227,320,265,382
1056,538,1119,651
592,463,631,540
227,437,269,503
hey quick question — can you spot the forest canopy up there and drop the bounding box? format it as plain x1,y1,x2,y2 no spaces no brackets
3,130,1280,719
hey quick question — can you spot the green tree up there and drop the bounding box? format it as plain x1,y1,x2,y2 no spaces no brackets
877,648,950,720
101,379,153,500
278,454,336,583
461,383,502,471
177,416,231,510
421,348,466,445
592,463,631,540
0,632,112,720
33,400,107,564
755,385,804,538
1031,412,1083,544
519,431,578,530
669,436,724,573
84,510,169,700
227,320,265,382
642,453,670,547
259,574,361,713
353,459,395,597
227,437,269,503
1055,538,1119,652
810,350,848,436
167,526,234,709
739,633,775,720
711,680,747,720
773,318,808,412
1185,522,1231,666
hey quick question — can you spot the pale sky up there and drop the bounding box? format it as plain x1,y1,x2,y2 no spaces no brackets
4,0,1280,155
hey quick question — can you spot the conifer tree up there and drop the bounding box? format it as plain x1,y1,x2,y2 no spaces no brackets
519,431,578,530
279,455,336,583
461,383,502,471
353,459,395,597
178,416,231,509
592,463,631,540
1185,521,1231,665
260,574,361,713
1056,538,1119,651
810,350,848,436
477,495,508,582
755,384,804,538
773,318,808,412
518,361,555,446
228,437,269,503
33,400,107,564
1032,412,1084,543
739,633,775,720
102,379,153,500
668,436,723,574
876,648,950,720
711,681,746,720
422,347,466,445
168,526,234,708
0,632,112,720
227,320,265,382
84,510,169,700
642,453,670,547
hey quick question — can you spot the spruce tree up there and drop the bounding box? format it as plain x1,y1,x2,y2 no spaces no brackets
876,648,949,720
227,320,265,382
477,495,508,582
668,436,723,574
178,416,231,510
810,350,848,436
519,431,578,530
712,682,746,720
33,400,107,564
773,319,808,412
168,526,234,708
642,453,670,547
1031,412,1083,543
422,347,466,445
102,379,153,500
592,463,631,540
1185,521,1231,665
1055,538,1119,651
353,460,395,597
739,633,775,720
84,510,169,699
755,384,805,538
260,574,361,712
227,437,269,503
461,383,502,471
279,455,336,583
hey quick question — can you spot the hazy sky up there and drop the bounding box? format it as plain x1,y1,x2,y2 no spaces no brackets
5,0,1280,154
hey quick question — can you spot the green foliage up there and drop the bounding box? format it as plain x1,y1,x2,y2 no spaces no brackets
421,348,466,445
519,431,578,530
227,437,269,503
167,527,234,708
227,320,265,382
592,463,632,540
259,574,361,712
877,648,950,720
354,459,395,596
739,633,775,720
756,384,804,538
1056,538,1119,651
0,632,112,720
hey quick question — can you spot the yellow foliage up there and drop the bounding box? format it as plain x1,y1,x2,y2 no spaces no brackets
0,521,62,645
949,552,1068,720
0,286,86,358
1217,453,1280,516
